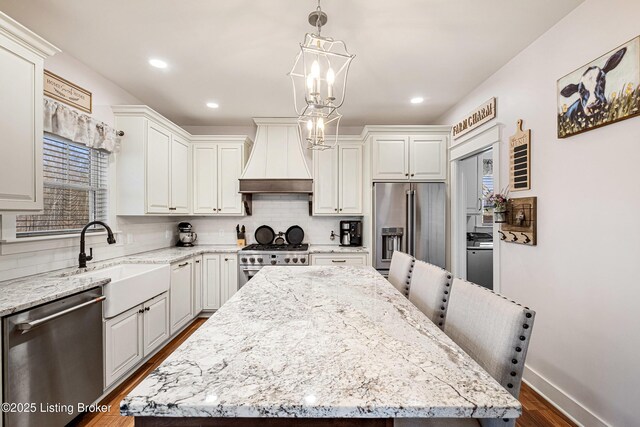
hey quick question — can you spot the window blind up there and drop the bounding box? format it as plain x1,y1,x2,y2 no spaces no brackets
16,136,109,237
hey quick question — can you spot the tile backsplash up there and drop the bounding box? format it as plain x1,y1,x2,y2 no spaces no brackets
185,194,360,245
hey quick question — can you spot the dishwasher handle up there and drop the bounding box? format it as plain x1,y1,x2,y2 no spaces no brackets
16,296,106,332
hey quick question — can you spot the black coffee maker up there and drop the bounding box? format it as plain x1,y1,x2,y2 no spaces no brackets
339,220,362,247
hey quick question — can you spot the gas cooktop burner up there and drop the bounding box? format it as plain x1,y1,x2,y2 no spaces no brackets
242,243,308,251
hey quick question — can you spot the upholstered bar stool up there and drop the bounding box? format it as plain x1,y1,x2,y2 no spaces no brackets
387,251,414,296
408,260,452,329
396,278,536,427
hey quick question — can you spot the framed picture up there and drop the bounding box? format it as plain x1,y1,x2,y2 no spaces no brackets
557,36,640,138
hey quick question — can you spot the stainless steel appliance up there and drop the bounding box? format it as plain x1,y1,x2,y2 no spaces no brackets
3,288,105,427
177,222,197,247
467,232,493,289
239,243,309,287
339,220,362,247
374,182,446,273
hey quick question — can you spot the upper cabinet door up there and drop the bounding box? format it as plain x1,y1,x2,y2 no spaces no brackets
372,135,409,180
146,121,171,213
338,144,363,214
313,147,339,214
192,144,218,214
0,35,43,211
409,135,447,180
170,134,190,213
217,144,243,215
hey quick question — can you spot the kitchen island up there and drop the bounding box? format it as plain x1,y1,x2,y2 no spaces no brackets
121,266,520,426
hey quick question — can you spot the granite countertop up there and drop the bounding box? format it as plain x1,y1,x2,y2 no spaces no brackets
307,245,369,254
0,245,240,317
0,276,111,317
121,266,520,420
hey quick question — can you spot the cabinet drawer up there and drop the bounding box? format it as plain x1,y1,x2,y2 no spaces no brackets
310,254,368,266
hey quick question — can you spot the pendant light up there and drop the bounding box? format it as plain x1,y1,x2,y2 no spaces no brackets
289,0,355,150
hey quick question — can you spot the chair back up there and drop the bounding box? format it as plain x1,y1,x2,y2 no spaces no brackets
445,279,535,427
388,251,414,296
408,260,452,328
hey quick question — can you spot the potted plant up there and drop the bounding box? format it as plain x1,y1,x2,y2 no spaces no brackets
483,189,509,223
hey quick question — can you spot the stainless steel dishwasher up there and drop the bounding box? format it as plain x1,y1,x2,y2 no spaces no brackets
3,287,105,427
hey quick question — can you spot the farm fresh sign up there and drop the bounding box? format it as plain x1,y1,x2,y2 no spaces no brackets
452,97,496,139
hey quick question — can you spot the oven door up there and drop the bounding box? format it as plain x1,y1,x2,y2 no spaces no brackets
240,266,262,287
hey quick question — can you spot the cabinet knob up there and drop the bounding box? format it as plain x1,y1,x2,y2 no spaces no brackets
138,309,144,314
339,208,342,211
145,307,150,312
169,207,177,211
334,208,338,212
411,174,415,177
405,173,409,177
213,208,217,211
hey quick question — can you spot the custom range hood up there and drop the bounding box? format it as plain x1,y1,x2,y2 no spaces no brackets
240,118,312,195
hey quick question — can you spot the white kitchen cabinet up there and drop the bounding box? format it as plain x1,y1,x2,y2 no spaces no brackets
114,106,192,215
192,138,251,215
461,155,480,215
104,305,144,387
203,254,221,310
409,135,447,180
203,253,238,310
0,13,59,212
193,255,203,315
338,144,363,214
313,140,362,215
310,253,368,266
146,121,172,213
370,128,450,182
170,134,190,213
142,292,169,357
313,147,339,214
221,255,239,304
372,135,409,180
170,259,194,335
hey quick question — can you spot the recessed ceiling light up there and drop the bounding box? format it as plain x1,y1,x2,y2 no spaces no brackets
148,58,168,69
206,102,219,109
410,97,424,104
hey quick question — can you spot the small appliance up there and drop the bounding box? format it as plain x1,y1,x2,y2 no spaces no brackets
177,222,197,247
339,220,362,247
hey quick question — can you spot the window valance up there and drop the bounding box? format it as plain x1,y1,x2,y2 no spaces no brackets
43,98,123,153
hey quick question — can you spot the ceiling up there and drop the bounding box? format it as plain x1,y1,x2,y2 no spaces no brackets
0,0,583,127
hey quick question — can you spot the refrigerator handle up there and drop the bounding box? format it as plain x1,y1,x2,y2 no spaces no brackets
406,190,416,256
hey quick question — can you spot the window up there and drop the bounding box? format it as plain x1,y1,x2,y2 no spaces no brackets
16,135,109,237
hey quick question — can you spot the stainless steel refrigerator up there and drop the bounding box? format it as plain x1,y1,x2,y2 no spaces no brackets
373,182,446,273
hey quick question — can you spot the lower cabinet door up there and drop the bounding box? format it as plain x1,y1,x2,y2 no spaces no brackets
203,254,221,310
193,256,203,315
221,255,238,306
170,260,194,335
104,305,144,388
310,254,368,266
143,292,169,357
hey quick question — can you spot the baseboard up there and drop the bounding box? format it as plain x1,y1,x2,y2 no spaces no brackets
523,365,610,427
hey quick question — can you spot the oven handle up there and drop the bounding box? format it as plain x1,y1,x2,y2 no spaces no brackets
16,296,106,332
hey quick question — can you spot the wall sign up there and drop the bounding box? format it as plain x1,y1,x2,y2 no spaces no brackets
44,70,92,113
557,36,640,138
452,97,496,139
509,119,531,191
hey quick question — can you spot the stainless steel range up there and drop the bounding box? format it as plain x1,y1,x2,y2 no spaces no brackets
239,243,309,286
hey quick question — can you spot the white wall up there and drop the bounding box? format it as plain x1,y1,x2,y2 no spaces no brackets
185,194,359,246
439,1,639,425
0,52,177,282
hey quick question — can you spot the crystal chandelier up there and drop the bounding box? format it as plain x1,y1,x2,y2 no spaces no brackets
289,0,354,150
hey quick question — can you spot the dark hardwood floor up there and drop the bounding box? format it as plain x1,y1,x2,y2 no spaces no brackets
71,318,575,427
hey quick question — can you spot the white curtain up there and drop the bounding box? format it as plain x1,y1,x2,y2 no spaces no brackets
43,98,122,153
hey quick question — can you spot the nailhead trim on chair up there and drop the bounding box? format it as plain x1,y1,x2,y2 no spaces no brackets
404,258,416,297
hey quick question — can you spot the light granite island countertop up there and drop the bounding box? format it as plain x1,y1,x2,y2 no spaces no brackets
121,266,520,427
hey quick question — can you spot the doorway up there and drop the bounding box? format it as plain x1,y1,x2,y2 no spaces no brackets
449,124,501,292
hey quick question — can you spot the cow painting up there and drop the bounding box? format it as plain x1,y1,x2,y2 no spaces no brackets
557,37,640,138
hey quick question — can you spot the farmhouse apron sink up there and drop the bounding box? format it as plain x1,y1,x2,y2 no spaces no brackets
76,263,170,318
